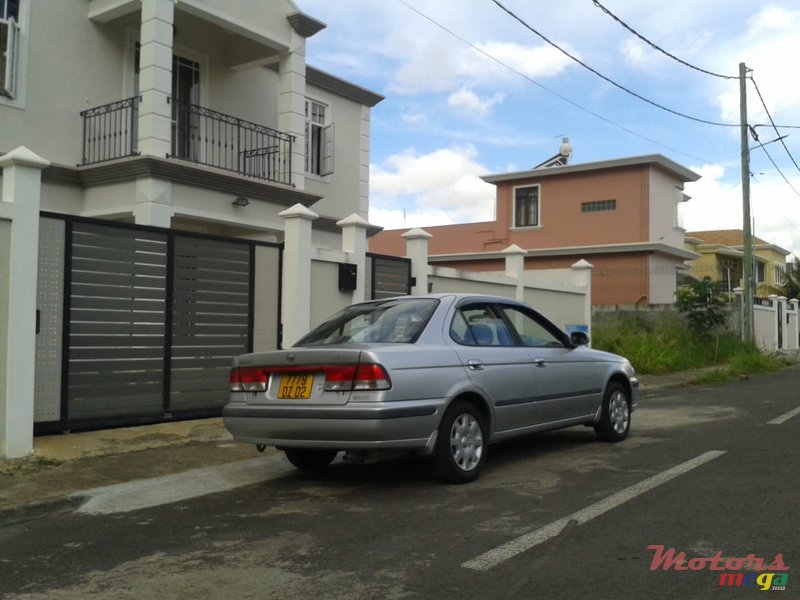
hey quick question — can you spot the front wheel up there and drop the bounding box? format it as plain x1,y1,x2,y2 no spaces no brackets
284,448,338,471
434,400,488,484
594,382,631,442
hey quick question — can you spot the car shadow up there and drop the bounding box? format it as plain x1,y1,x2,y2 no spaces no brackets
271,427,607,487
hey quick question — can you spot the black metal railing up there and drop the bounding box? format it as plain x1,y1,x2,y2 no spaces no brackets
80,97,294,186
81,96,139,165
170,99,293,185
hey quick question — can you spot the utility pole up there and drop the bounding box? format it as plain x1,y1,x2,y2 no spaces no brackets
740,62,755,344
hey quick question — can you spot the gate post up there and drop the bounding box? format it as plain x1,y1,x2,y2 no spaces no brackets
502,244,526,302
0,147,50,459
279,203,318,347
337,213,369,304
402,228,432,295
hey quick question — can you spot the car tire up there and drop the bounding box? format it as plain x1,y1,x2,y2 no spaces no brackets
284,448,338,471
434,400,488,484
594,382,631,442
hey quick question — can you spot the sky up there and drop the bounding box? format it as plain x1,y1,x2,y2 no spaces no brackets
295,0,800,259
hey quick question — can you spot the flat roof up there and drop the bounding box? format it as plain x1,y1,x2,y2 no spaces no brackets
482,154,700,184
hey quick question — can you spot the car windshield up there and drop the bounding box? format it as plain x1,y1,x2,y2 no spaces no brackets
296,298,439,346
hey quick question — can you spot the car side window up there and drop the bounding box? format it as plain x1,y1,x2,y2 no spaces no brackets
451,304,514,347
499,305,565,348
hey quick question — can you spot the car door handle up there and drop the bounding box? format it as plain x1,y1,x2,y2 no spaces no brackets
467,359,484,370
533,358,547,367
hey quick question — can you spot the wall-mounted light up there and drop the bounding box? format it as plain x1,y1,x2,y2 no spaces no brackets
232,196,250,207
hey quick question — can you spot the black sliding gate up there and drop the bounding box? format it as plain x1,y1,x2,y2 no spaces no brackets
35,214,281,433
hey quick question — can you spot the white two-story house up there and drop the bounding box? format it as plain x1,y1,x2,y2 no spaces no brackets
0,0,386,434
1,0,382,243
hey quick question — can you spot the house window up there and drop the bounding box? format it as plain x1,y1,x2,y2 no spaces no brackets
305,99,334,176
0,0,20,98
756,262,765,284
581,199,616,213
774,263,785,284
513,185,539,228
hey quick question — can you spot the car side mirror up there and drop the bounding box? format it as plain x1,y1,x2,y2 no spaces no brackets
569,331,589,346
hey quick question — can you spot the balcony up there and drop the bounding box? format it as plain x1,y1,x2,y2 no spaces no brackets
80,98,294,186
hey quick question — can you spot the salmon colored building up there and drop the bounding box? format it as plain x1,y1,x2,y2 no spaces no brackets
369,154,701,306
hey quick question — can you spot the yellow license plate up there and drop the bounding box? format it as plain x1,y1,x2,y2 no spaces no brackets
277,373,313,399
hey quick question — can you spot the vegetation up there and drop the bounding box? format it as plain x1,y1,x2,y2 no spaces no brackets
674,277,727,335
591,314,786,380
779,255,800,300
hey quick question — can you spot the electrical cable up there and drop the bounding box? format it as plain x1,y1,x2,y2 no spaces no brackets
395,0,715,163
489,0,738,128
749,76,800,176
592,0,739,80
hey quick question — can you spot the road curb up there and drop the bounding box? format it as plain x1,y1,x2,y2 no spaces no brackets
0,494,87,528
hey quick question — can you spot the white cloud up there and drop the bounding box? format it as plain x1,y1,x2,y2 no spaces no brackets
684,163,800,257
390,40,575,95
714,5,800,124
447,88,505,118
369,146,496,229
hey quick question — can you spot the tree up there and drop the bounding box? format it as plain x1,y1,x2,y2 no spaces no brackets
675,277,728,335
779,256,800,300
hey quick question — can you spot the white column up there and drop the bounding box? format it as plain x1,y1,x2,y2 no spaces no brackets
337,213,369,304
134,176,173,227
280,203,318,347
789,299,800,350
278,47,307,190
358,105,371,218
502,244,526,302
135,0,174,228
402,228,432,295
571,259,594,342
137,0,174,159
0,147,50,459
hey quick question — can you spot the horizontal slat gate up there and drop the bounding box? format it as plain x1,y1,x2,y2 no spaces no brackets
68,223,168,420
46,216,264,430
169,236,251,411
369,254,411,299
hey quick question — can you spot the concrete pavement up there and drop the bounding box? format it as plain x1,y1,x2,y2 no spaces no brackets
0,367,767,526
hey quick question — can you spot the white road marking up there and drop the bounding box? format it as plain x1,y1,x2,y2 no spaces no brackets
76,455,294,515
462,450,727,572
767,406,800,425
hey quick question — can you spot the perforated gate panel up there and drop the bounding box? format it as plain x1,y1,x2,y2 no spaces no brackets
34,218,66,422
169,236,251,411
68,223,168,420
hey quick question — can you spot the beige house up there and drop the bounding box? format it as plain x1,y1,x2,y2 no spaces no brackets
370,153,700,305
684,230,791,295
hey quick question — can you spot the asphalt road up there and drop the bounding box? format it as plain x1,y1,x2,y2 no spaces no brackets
1,369,798,600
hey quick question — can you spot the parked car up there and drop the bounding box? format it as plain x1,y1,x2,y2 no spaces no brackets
223,294,638,483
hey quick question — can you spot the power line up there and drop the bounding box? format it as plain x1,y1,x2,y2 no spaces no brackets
395,0,715,163
592,0,739,80
752,139,800,198
489,0,738,128
749,76,800,176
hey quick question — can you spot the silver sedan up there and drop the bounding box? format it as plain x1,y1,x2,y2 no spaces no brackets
223,294,638,483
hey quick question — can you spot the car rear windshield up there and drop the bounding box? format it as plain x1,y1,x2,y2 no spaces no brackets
296,298,439,346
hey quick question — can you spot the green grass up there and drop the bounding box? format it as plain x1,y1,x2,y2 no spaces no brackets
591,317,786,379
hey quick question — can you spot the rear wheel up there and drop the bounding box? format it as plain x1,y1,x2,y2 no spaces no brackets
434,400,488,483
284,448,338,471
594,382,630,442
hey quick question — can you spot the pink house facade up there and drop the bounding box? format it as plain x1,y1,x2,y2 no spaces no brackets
369,155,701,306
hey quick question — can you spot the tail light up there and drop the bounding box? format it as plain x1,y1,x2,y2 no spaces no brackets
229,363,391,393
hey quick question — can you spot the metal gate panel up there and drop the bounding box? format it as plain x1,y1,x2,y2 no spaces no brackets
34,218,65,422
169,235,252,411
67,223,168,420
253,245,280,352
370,254,411,299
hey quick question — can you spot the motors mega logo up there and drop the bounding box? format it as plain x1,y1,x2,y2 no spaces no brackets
648,545,790,591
